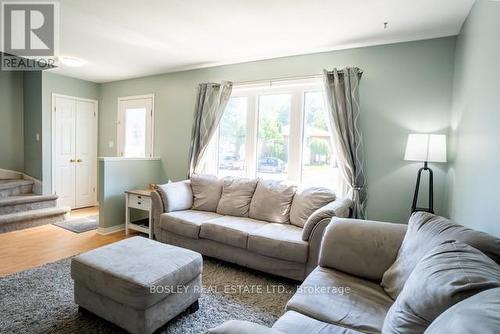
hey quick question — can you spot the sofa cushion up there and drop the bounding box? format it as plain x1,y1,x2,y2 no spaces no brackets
156,180,193,212
71,237,202,309
249,179,297,224
382,242,500,334
190,174,223,212
248,223,308,263
381,212,500,299
199,216,267,249
273,311,364,334
290,187,335,227
160,210,222,239
287,267,393,334
425,287,500,334
216,177,258,217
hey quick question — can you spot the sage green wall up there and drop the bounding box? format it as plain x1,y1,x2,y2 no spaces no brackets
0,71,24,172
23,71,43,179
98,159,163,228
99,37,456,224
41,71,99,193
447,1,500,236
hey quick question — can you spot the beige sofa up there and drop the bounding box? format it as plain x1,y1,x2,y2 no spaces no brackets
209,212,500,333
151,175,352,280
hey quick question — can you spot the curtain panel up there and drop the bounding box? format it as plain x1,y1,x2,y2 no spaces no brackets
323,68,367,218
187,81,233,177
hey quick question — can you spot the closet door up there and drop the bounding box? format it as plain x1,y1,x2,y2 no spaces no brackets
75,100,97,208
54,96,76,208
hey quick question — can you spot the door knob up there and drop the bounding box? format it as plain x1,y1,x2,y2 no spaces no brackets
76,159,82,162
70,159,76,163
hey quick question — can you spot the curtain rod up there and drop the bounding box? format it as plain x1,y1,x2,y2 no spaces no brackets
233,69,363,87
233,74,322,87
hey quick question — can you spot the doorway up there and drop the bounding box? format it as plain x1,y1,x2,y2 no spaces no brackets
52,94,98,209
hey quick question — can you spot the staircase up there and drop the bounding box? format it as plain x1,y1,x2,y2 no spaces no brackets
0,179,70,233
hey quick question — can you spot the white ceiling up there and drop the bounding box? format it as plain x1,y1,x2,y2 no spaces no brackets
48,0,474,83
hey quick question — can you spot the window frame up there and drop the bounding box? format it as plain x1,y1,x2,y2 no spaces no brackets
116,94,155,158
209,78,338,189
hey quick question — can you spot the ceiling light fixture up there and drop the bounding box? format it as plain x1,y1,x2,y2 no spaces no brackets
59,56,85,67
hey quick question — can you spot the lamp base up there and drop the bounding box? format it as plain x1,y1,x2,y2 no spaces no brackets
411,161,434,214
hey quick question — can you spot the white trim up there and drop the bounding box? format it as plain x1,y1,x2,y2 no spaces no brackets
97,224,125,235
116,94,155,157
117,94,155,102
97,156,161,162
51,93,99,207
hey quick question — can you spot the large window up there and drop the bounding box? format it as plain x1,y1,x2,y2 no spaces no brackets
208,79,339,190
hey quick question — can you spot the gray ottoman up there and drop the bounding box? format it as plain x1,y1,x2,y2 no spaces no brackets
71,236,202,334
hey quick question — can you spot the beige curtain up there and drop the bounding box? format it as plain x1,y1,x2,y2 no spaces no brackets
323,68,367,218
187,81,232,177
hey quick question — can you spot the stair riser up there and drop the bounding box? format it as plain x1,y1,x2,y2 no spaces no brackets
0,200,57,215
0,184,33,198
0,212,68,234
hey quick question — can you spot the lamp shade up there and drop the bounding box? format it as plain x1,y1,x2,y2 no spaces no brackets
404,134,447,162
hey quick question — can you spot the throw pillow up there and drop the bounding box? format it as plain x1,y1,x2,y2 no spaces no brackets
381,211,500,299
156,180,193,212
382,241,500,334
190,174,223,212
249,179,297,224
216,177,259,217
289,186,336,227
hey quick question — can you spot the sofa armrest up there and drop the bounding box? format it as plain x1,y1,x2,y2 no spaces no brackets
301,197,352,241
151,191,164,239
306,217,331,275
156,180,193,212
208,320,282,334
319,218,407,281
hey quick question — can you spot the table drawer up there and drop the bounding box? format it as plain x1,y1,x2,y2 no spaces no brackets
128,194,151,210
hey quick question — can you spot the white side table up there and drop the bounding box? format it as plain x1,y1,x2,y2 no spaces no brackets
125,189,153,238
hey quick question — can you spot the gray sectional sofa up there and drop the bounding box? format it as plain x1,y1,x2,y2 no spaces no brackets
151,175,352,280
210,212,500,333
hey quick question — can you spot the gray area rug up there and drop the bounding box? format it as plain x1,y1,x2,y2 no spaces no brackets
53,215,98,233
0,257,297,333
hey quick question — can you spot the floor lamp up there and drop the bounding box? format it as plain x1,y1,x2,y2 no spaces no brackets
404,134,447,214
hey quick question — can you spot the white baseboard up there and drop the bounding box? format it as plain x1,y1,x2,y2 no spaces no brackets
97,224,125,235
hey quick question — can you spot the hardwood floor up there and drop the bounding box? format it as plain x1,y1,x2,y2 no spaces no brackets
0,206,135,277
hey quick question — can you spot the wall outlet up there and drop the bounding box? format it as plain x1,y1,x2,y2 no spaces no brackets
36,133,40,141
108,140,114,148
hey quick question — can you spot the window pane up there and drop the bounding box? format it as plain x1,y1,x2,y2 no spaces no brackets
302,91,339,189
124,107,146,157
257,94,290,180
218,97,247,177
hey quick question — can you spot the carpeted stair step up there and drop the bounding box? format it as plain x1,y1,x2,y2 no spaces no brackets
0,179,34,198
0,194,58,215
0,206,71,234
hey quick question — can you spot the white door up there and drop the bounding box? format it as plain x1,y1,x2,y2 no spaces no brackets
117,96,154,157
54,96,97,209
75,100,97,208
54,96,76,208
